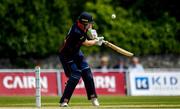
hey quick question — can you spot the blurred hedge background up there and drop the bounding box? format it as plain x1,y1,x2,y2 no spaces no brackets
0,0,179,68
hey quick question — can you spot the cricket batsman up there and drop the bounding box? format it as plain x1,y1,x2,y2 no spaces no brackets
58,12,104,107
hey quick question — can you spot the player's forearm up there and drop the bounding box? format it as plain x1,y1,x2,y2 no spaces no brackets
82,39,97,46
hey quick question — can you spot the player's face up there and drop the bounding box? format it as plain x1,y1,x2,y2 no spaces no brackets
85,23,93,30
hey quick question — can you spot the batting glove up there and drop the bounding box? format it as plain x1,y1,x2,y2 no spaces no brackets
87,29,98,39
95,36,104,46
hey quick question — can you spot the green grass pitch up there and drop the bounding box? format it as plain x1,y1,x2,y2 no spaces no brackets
0,95,180,109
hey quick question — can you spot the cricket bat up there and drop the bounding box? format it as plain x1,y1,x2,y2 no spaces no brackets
103,40,134,57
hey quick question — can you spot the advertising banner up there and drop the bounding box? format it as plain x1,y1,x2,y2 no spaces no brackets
61,72,126,95
128,72,180,96
0,69,126,96
0,70,58,96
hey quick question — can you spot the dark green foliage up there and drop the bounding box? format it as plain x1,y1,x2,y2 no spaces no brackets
83,0,180,55
0,0,71,58
0,0,179,67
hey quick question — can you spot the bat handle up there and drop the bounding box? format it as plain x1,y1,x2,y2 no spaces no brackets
102,40,107,44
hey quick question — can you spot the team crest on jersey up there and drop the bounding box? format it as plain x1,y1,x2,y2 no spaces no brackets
80,36,85,40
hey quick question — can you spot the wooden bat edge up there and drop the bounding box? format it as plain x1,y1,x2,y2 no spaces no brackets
103,40,134,57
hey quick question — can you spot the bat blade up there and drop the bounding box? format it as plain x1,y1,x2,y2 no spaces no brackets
103,40,134,57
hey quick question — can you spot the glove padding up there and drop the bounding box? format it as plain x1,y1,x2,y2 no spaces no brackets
95,36,104,46
87,29,98,39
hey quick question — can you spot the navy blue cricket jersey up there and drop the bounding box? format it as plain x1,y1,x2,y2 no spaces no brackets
59,23,88,57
